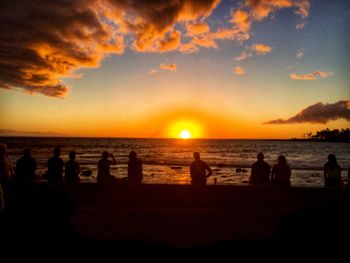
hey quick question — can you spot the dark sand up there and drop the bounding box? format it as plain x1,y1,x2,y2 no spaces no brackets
1,183,350,256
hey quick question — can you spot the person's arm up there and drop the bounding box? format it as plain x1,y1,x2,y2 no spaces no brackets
206,163,213,178
109,153,117,165
287,166,291,179
9,159,15,178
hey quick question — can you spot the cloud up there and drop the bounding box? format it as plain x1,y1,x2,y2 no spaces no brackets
230,9,251,35
160,64,177,71
0,0,311,98
149,69,158,75
159,30,181,52
192,35,218,49
251,43,272,55
234,43,271,62
234,51,248,61
293,0,310,19
290,71,333,80
264,100,350,124
118,0,220,52
234,66,245,75
186,22,210,36
0,129,62,136
0,0,126,98
296,22,306,30
179,42,199,53
246,0,293,21
296,50,304,58
0,0,219,97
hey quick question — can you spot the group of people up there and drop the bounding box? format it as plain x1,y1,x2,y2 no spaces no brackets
249,152,291,186
248,152,345,187
97,150,143,185
0,144,143,186
0,143,348,188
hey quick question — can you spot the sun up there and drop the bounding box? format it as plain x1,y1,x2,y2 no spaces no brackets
179,129,192,139
167,119,203,139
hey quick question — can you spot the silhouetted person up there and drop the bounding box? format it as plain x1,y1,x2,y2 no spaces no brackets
190,152,212,185
47,147,64,183
64,151,80,183
128,151,143,185
271,155,291,186
97,151,117,183
15,148,37,183
0,184,4,210
249,152,271,185
0,144,14,186
324,154,342,187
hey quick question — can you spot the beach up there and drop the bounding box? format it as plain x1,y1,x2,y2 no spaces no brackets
2,182,350,255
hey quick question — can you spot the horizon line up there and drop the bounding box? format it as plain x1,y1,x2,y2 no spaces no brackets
0,135,298,140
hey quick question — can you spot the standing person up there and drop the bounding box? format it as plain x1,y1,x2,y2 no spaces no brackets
64,151,80,183
128,151,143,185
249,152,271,185
97,151,117,183
0,144,14,186
271,155,291,186
15,148,37,183
324,154,342,187
47,147,64,183
190,152,212,185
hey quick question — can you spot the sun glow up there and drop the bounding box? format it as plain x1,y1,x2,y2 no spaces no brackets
168,119,203,139
180,129,191,139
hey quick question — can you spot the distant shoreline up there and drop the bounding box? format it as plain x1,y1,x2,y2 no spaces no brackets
1,135,348,142
290,138,350,143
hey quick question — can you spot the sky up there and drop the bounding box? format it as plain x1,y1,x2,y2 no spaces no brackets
0,0,349,139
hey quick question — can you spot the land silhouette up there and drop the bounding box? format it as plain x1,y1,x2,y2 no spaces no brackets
293,128,350,142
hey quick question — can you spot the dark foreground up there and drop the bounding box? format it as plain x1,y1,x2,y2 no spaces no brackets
1,183,350,258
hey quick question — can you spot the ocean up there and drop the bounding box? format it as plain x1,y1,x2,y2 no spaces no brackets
1,137,349,187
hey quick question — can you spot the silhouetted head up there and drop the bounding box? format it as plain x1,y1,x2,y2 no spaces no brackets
69,151,76,160
0,144,8,159
193,152,200,160
129,151,137,159
102,151,109,159
53,147,61,157
23,147,31,157
278,155,287,165
328,154,337,165
257,152,264,161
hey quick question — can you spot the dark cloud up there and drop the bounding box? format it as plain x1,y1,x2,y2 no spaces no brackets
264,100,350,124
0,0,124,97
0,0,219,97
0,129,62,136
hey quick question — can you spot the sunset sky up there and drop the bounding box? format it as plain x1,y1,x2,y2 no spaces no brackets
0,0,349,139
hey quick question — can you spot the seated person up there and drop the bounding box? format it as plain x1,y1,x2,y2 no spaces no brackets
47,147,64,183
64,151,80,183
127,151,143,185
324,154,342,187
249,152,271,185
97,151,117,183
271,155,291,186
15,148,37,183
